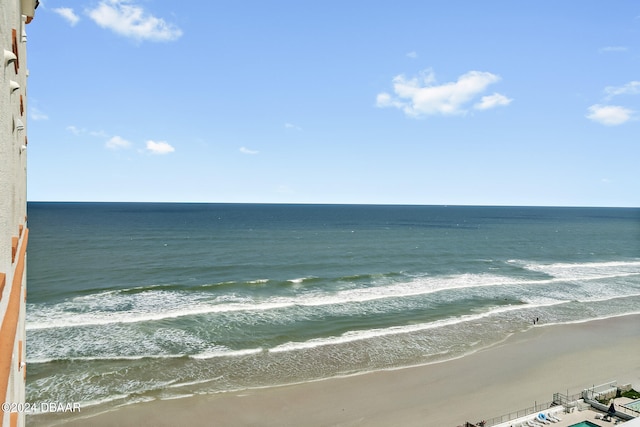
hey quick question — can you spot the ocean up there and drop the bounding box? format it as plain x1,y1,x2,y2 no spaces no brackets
25,203,640,416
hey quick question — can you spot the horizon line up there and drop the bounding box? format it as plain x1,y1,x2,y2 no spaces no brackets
25,200,640,209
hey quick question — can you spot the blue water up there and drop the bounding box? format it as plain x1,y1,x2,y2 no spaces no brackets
568,421,601,427
25,203,640,415
625,399,640,411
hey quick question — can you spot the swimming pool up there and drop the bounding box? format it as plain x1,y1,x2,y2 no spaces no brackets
568,421,600,427
624,399,640,412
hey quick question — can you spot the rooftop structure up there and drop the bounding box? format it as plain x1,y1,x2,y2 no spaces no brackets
464,382,640,427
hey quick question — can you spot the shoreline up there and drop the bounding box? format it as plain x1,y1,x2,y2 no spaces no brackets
32,314,640,426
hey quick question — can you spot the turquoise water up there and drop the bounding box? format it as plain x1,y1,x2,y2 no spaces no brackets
25,203,640,416
568,421,600,427
624,399,640,411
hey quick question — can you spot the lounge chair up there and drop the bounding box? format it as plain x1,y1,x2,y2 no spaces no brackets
546,413,561,422
536,413,550,425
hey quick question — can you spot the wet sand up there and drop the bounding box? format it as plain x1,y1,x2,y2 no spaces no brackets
34,314,640,427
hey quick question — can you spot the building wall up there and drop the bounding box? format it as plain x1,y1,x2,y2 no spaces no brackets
1,1,35,426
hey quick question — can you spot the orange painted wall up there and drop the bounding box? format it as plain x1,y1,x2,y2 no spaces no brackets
0,229,28,417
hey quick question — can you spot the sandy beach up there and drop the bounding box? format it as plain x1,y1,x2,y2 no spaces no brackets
36,314,640,427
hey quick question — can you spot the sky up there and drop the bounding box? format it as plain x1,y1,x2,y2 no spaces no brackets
25,1,640,206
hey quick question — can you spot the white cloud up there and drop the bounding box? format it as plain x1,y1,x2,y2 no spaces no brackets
106,135,131,150
598,46,628,53
239,146,259,155
474,93,513,110
89,130,109,138
66,125,83,135
87,0,182,42
30,107,49,121
406,51,418,59
375,92,404,110
65,125,110,137
376,69,508,117
145,140,175,154
586,104,634,126
604,81,640,99
53,7,80,26
284,122,302,131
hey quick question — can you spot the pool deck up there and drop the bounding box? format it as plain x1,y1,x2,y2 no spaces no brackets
543,410,617,427
617,397,640,413
493,400,639,427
